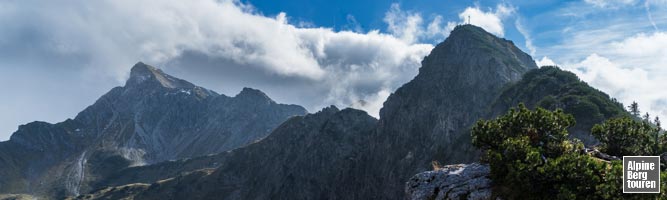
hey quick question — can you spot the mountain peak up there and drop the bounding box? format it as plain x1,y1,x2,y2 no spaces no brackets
232,87,277,105
126,62,195,89
446,24,507,44
129,62,159,77
450,24,488,35
376,21,538,178
416,24,537,77
237,87,268,97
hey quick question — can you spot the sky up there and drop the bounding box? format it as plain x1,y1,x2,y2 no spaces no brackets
0,0,666,141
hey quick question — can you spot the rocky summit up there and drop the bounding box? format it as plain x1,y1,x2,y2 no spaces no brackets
0,62,306,199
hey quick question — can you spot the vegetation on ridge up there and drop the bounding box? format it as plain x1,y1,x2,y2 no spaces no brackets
473,104,665,199
491,66,629,144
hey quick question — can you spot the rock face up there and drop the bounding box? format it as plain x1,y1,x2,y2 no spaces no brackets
406,163,492,200
74,25,537,200
0,62,306,198
363,24,536,198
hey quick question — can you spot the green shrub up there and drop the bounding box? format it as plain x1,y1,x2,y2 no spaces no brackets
591,117,658,156
473,104,664,199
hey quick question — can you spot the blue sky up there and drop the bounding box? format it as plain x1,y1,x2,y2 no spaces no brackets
243,0,564,52
246,0,663,59
0,0,666,141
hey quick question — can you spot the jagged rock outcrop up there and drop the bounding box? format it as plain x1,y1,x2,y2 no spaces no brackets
406,163,492,200
74,24,537,200
586,148,620,161
0,62,306,199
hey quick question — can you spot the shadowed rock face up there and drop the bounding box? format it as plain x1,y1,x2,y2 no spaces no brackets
75,25,538,200
0,62,306,199
73,106,379,200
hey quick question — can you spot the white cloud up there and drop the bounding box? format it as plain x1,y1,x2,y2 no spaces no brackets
1,0,328,80
515,18,536,55
0,1,523,140
344,14,363,33
645,0,659,30
384,3,424,44
540,1,667,128
0,0,439,139
457,4,514,37
564,33,667,123
351,89,391,118
585,0,638,8
382,3,455,43
426,16,457,41
296,29,433,117
536,56,557,67
607,32,667,69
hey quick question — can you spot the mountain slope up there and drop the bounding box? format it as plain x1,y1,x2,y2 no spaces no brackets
489,66,629,144
76,106,378,200
0,62,306,198
76,24,538,200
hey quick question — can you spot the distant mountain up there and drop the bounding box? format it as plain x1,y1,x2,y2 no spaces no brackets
0,62,306,198
74,106,377,199
87,106,378,199
75,24,538,199
489,66,628,145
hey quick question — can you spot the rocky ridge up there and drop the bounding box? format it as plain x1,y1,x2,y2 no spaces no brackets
75,106,378,200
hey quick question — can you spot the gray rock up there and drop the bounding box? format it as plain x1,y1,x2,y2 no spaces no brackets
589,148,620,161
406,163,492,200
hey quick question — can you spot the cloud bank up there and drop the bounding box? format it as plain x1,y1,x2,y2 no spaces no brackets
0,0,451,140
555,31,667,122
584,0,638,8
536,0,667,123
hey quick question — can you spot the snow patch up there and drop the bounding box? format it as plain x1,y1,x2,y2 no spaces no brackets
164,89,192,96
118,147,147,166
65,151,87,196
448,164,467,175
133,75,149,84
179,89,191,95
